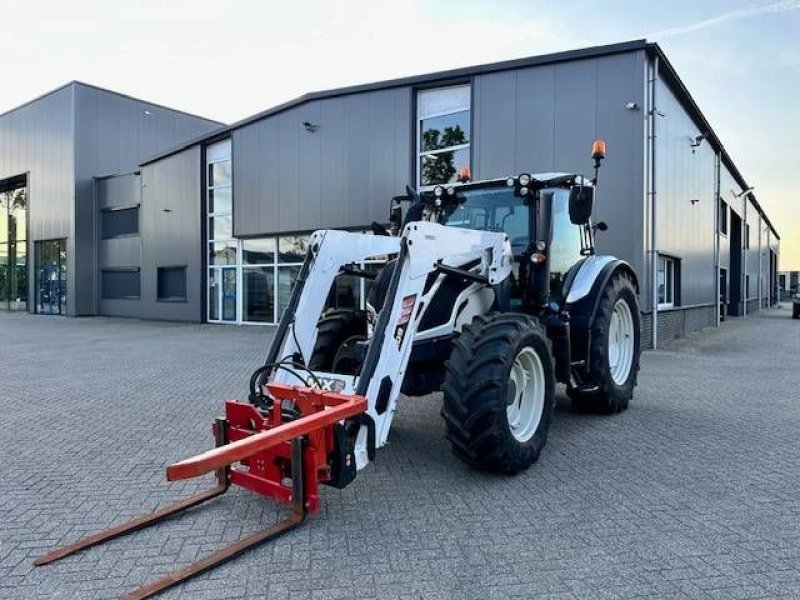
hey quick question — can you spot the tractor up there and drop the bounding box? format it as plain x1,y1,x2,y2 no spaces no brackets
35,141,642,598
297,140,642,473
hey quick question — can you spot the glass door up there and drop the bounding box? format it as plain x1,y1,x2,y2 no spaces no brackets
35,239,67,315
221,266,237,321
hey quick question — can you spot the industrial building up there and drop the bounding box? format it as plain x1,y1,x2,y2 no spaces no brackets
0,40,780,347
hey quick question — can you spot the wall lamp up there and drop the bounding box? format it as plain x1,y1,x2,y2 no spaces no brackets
734,186,755,198
303,121,319,132
690,132,710,153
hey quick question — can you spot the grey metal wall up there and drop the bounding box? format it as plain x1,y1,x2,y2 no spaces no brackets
651,76,717,310
0,85,75,312
744,196,761,303
718,163,743,273
96,173,142,318
472,51,647,280
73,83,221,315
232,87,412,237
138,147,203,321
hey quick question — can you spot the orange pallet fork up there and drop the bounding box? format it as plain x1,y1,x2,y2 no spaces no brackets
34,383,367,599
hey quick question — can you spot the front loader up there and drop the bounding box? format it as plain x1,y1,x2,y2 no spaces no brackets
35,141,641,598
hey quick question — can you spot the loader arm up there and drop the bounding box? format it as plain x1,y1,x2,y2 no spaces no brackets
267,221,513,468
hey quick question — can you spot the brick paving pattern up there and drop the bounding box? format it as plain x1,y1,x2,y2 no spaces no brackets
1,307,799,599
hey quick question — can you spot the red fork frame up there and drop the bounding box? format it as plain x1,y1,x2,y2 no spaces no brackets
34,384,368,599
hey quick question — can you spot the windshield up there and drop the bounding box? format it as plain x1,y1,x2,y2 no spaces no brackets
439,187,530,255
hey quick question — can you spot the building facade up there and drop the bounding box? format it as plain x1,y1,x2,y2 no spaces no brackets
0,41,781,348
0,82,222,316
778,271,799,301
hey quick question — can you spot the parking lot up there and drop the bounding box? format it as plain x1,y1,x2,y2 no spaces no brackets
1,306,799,599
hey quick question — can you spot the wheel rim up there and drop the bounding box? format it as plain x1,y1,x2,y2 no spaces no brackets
608,298,635,385
506,346,546,443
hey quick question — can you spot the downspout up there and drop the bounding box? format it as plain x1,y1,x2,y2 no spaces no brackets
714,153,721,327
758,218,763,310
743,196,747,317
648,55,660,349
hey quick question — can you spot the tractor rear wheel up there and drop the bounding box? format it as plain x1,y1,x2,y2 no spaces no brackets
568,272,640,414
441,313,555,474
308,309,367,375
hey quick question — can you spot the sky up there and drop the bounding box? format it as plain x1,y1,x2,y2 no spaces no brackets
0,0,798,268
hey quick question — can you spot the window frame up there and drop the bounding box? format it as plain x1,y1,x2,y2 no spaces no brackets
416,84,471,191
157,265,188,303
100,204,140,239
206,139,235,323
101,267,141,300
718,198,728,236
657,255,676,309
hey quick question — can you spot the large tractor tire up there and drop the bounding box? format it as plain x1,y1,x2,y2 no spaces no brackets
568,272,641,414
441,313,555,474
308,309,367,375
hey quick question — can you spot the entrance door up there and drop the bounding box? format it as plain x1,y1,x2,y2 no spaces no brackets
719,268,728,320
35,239,67,315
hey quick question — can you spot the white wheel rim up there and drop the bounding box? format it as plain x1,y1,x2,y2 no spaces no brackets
608,298,635,385
506,346,546,443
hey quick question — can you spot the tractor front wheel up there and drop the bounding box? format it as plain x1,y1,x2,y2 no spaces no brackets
308,309,367,375
441,313,555,474
568,272,641,414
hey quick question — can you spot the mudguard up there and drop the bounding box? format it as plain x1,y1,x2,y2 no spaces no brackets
564,257,639,368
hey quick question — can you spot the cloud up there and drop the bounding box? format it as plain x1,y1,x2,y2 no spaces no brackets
647,0,800,38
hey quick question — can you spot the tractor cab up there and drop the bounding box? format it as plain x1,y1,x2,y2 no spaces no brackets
407,172,600,311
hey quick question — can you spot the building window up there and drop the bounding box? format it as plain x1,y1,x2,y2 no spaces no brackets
101,268,140,300
718,199,728,235
0,183,27,312
657,255,676,308
417,85,470,189
206,139,234,322
744,224,750,249
35,238,66,315
101,206,139,238
157,266,186,301
242,238,275,323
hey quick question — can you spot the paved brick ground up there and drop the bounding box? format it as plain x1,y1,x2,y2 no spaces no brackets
1,307,799,599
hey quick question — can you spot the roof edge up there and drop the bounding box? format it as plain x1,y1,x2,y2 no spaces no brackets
646,43,778,239
141,39,648,166
71,81,225,127
0,81,76,120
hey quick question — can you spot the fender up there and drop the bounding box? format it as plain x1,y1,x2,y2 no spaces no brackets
565,257,639,368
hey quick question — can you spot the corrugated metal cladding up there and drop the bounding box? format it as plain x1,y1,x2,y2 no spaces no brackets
472,51,647,279
0,85,75,310
96,148,203,321
138,147,203,321
0,81,221,316
233,87,412,236
73,84,221,315
652,77,717,309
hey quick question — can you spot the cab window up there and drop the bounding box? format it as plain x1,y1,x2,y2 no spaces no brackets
548,189,583,303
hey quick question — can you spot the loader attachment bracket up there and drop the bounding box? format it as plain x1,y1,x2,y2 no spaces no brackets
34,384,367,599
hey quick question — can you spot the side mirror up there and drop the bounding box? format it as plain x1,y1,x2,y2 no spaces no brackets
568,185,594,225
